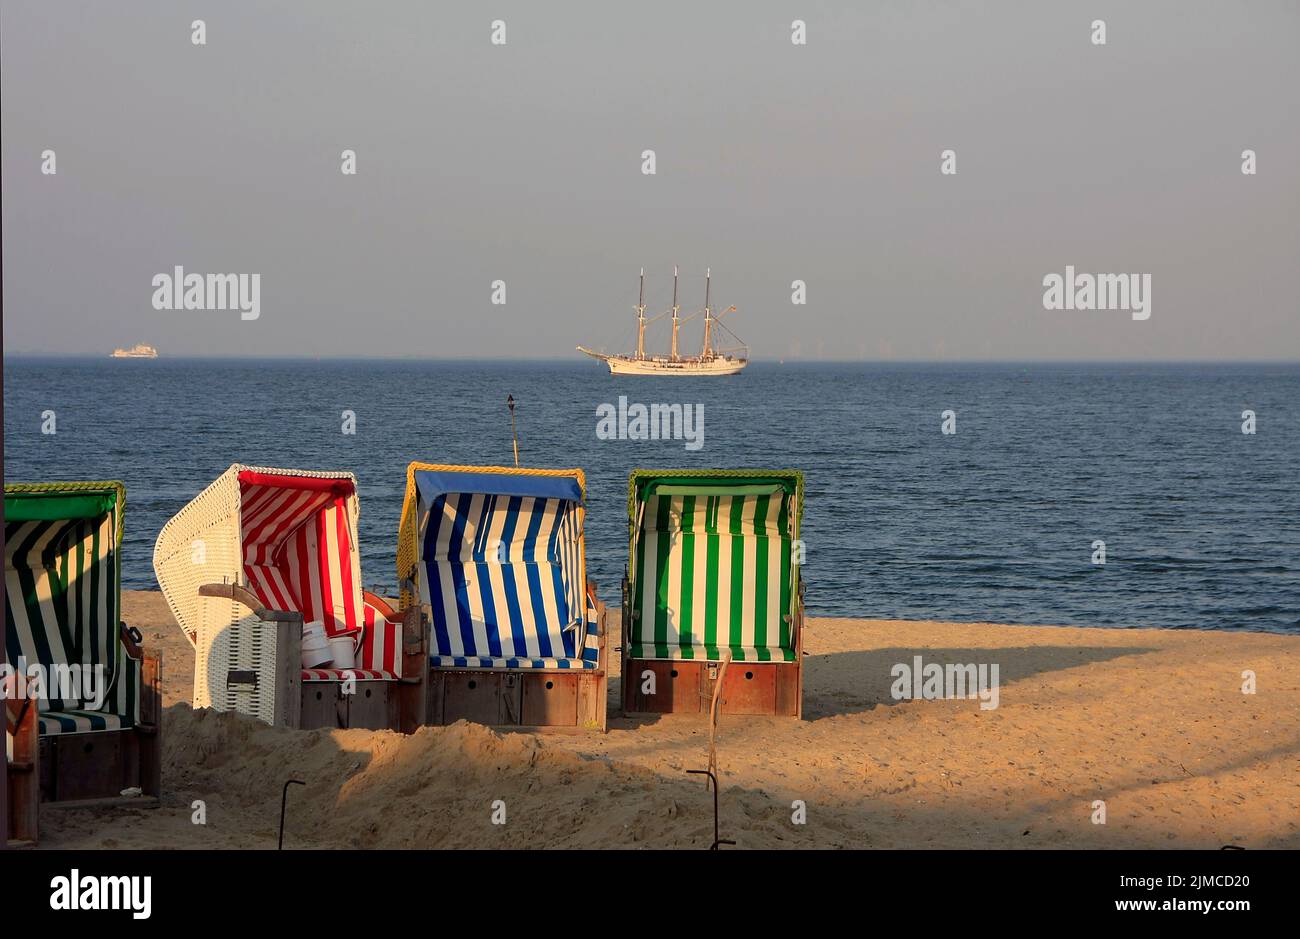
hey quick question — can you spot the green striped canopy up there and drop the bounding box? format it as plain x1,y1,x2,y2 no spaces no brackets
4,482,127,717
627,470,803,662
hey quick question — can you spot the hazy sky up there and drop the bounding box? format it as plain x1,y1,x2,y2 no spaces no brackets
3,1,1297,360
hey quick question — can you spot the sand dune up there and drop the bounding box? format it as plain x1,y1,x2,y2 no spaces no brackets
35,590,1300,849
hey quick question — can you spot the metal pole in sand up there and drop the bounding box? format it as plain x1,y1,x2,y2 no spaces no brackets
279,779,305,849
687,651,734,848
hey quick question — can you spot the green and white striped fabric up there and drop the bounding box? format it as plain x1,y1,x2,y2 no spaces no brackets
629,477,800,663
38,710,126,735
4,484,139,733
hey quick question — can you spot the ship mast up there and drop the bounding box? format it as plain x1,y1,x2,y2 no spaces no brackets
670,265,681,361
635,267,647,359
701,268,713,358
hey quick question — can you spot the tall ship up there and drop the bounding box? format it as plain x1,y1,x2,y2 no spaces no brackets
578,268,747,376
111,344,158,359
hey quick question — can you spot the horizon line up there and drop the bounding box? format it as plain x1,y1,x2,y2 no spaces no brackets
4,353,1300,366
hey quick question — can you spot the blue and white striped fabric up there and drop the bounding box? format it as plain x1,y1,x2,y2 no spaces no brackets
420,490,590,669
428,600,600,669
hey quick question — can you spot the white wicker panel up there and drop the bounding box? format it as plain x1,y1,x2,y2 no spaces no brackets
153,466,243,646
194,593,280,726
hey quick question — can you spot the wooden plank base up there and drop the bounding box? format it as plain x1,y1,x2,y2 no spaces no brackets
425,669,607,731
622,658,801,718
299,681,401,731
36,728,163,803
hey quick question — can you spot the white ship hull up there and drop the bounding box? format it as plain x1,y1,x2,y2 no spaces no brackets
604,355,746,376
111,344,158,359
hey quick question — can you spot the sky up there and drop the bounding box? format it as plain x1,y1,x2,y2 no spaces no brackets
2,0,1298,361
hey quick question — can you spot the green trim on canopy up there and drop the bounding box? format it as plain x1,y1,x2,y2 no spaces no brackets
4,482,126,546
628,469,803,532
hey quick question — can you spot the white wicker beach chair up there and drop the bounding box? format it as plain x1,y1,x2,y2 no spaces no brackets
153,464,404,730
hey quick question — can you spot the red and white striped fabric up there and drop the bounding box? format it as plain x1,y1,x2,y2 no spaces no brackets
235,471,400,681
356,599,400,674
300,668,397,681
239,472,360,638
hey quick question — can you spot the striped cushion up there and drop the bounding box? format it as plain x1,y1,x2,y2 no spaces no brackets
107,650,142,726
301,668,398,682
631,492,796,663
430,655,595,670
357,601,400,674
421,493,585,666
626,644,793,662
38,709,124,735
582,603,601,666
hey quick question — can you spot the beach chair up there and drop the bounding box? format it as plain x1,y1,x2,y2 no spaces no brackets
397,464,607,732
3,482,162,814
622,470,805,717
152,465,403,730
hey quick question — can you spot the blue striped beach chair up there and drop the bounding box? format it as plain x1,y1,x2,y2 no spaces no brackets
397,464,607,731
3,482,161,825
622,470,805,717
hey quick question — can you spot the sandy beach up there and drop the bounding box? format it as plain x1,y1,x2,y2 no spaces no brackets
32,589,1300,849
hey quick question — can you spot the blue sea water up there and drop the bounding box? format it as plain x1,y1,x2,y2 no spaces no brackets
4,358,1298,633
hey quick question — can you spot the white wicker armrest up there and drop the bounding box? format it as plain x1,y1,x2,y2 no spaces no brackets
193,583,304,727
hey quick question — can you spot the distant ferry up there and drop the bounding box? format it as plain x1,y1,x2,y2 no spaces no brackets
578,268,748,376
111,344,158,359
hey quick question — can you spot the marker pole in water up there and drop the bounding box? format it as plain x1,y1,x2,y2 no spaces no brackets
507,394,520,467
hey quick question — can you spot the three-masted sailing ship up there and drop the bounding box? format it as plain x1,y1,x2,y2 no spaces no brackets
578,268,748,376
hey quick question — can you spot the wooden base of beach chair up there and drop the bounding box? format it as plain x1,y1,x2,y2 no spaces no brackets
6,700,40,846
36,650,162,805
621,658,801,717
300,681,402,731
39,728,154,803
423,669,608,732
401,592,610,733
620,600,804,719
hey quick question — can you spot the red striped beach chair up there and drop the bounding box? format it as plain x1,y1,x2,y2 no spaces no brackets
396,464,607,731
622,470,805,717
4,481,162,837
153,465,403,730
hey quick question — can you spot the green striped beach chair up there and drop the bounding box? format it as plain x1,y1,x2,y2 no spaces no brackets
3,482,161,814
622,470,804,717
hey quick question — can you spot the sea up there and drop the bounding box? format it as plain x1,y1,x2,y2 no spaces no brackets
4,358,1298,634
